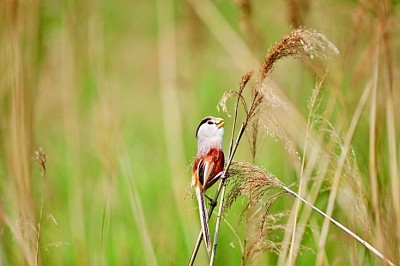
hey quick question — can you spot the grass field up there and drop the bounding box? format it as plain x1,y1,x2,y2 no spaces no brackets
1,0,399,265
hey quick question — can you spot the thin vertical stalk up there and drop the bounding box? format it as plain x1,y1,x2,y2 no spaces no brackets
34,148,47,266
367,46,384,255
287,77,322,265
209,183,227,265
282,77,326,266
315,80,373,265
209,123,247,265
287,119,309,266
386,65,400,257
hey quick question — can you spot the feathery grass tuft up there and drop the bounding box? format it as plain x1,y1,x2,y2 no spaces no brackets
225,161,284,211
258,28,339,82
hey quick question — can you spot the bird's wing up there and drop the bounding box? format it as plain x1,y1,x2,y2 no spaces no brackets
197,159,205,186
198,158,216,188
203,150,225,190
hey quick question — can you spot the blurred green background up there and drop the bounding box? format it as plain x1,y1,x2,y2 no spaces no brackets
1,0,399,265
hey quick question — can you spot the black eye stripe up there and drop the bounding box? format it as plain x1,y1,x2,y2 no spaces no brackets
195,116,213,138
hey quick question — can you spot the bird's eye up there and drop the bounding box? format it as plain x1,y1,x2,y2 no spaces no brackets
207,121,213,125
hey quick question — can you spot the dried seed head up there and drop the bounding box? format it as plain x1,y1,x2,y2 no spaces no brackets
259,28,339,81
35,148,47,173
225,161,284,211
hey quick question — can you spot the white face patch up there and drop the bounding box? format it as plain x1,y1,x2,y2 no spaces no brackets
197,121,223,139
196,116,224,157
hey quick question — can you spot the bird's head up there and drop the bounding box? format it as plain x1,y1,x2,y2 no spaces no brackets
195,116,224,156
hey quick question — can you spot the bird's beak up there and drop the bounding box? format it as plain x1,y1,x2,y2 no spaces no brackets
216,118,224,128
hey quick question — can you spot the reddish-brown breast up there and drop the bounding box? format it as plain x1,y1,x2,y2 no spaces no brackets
192,148,225,191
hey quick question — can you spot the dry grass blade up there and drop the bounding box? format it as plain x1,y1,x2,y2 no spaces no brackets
366,48,384,259
386,64,400,258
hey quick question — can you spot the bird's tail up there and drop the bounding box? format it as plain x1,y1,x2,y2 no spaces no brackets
195,187,211,251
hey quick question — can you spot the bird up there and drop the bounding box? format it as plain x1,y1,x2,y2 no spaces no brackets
192,116,225,251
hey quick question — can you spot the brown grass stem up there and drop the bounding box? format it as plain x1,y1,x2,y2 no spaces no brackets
381,7,400,254
34,148,47,266
209,181,227,265
209,122,247,264
188,180,224,266
386,81,400,255
367,46,384,257
35,186,44,266
378,3,400,250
